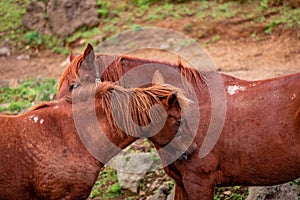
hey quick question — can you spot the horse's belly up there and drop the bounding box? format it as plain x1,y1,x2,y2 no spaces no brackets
220,144,300,186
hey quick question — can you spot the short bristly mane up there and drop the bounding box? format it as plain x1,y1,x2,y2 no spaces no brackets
30,101,58,111
71,81,190,138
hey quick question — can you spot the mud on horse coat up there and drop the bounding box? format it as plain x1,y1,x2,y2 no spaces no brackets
57,44,300,200
0,81,188,200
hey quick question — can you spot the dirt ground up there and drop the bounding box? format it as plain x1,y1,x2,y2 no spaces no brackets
1,27,299,84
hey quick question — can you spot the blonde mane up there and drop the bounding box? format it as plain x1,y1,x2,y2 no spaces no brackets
71,81,189,138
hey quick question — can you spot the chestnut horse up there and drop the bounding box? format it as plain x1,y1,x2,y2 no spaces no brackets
0,81,188,200
57,44,300,200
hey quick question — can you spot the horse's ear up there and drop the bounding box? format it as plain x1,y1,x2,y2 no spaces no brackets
152,70,165,84
83,43,95,64
69,50,75,62
161,92,178,110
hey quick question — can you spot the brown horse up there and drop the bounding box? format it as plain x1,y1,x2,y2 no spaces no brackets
0,81,188,200
57,44,300,200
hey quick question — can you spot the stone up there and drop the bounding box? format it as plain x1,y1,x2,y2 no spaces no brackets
167,187,175,200
0,80,9,88
147,182,171,200
60,57,70,67
246,181,300,200
47,0,99,37
110,153,156,194
17,54,30,60
0,47,11,56
22,1,49,34
23,0,99,37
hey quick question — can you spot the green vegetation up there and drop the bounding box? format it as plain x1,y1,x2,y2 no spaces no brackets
0,79,57,113
0,0,299,53
0,0,29,32
214,186,249,200
89,167,122,199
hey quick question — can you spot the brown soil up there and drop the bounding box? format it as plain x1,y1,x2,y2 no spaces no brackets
1,25,299,84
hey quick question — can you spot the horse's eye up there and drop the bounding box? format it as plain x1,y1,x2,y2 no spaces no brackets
69,82,80,91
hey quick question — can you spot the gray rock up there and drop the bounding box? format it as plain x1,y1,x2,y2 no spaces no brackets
167,187,175,200
17,54,30,60
110,153,156,193
246,181,300,200
60,57,70,67
47,0,99,37
23,0,99,37
147,182,172,200
22,1,49,34
0,80,9,88
0,47,11,56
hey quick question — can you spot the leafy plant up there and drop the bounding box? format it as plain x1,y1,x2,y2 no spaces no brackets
23,31,42,47
97,0,111,18
0,79,57,113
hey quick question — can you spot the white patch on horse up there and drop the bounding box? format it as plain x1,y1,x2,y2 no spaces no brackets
291,93,296,100
33,116,39,123
227,85,245,95
40,119,44,124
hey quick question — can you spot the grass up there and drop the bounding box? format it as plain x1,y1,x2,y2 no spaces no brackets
0,0,29,33
215,186,249,200
0,79,57,113
89,167,122,199
1,0,299,53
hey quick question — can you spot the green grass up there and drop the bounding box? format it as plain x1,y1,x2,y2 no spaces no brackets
0,79,57,113
89,167,123,199
1,0,299,53
0,0,29,32
214,186,249,200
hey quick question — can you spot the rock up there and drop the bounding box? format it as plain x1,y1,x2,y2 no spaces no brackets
147,182,171,200
0,80,9,88
22,1,49,34
60,57,70,67
47,0,99,37
23,0,99,37
167,187,175,200
110,153,156,193
0,47,11,56
246,182,300,200
17,54,30,60
0,103,10,110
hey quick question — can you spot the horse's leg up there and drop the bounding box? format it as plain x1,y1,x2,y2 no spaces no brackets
183,178,215,200
174,183,189,200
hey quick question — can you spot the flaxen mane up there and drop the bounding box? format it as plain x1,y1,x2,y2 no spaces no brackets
71,81,189,137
